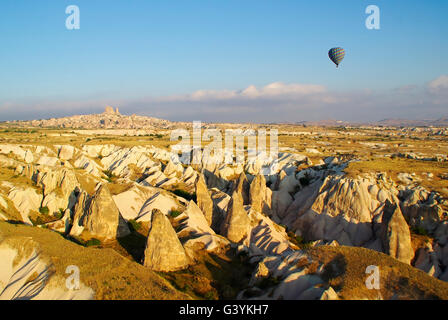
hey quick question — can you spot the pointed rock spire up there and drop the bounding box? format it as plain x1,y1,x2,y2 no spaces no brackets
143,209,190,271
83,184,130,239
250,174,267,213
195,173,214,226
234,172,250,205
381,200,413,264
220,191,250,243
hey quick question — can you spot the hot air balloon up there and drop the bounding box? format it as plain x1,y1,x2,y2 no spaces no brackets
328,47,345,68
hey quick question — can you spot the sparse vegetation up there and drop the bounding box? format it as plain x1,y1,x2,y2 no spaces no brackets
39,206,50,215
345,158,448,198
127,219,142,232
173,189,196,202
169,210,182,218
412,226,429,236
102,170,117,183
306,245,448,300
85,238,102,247
108,182,134,195
287,231,312,249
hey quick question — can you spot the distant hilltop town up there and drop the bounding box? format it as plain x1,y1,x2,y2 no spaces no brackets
6,106,175,130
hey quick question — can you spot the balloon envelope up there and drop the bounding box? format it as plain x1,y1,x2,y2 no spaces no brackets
328,47,345,67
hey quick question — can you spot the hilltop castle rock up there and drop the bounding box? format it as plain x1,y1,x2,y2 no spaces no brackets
104,106,120,115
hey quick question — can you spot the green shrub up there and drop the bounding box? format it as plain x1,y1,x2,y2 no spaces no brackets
39,206,50,215
295,235,306,244
102,170,116,183
413,226,428,236
169,210,182,218
287,232,312,248
54,208,64,219
128,219,142,231
173,189,196,202
30,216,45,226
85,238,101,247
103,170,114,178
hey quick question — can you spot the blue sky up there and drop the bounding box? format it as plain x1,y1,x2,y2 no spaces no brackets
0,0,447,122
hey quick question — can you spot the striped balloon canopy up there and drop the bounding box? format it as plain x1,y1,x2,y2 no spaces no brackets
328,47,345,68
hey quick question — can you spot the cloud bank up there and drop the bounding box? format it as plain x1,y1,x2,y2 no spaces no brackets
1,76,447,123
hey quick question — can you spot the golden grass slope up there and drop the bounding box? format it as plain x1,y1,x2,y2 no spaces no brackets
306,245,448,300
0,221,190,300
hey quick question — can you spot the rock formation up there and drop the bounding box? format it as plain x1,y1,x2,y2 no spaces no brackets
82,184,130,239
220,191,250,243
143,209,190,272
286,174,393,247
7,187,42,225
57,145,75,160
380,200,413,264
176,200,215,238
195,173,215,227
249,174,265,213
175,201,230,254
69,191,89,237
104,106,120,115
234,172,250,205
249,174,272,215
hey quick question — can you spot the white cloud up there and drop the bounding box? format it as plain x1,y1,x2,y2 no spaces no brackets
167,82,327,102
240,82,326,98
428,75,448,94
189,89,237,100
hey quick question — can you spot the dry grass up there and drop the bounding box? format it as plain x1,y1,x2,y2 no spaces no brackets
0,128,174,151
29,210,60,225
306,245,448,300
108,182,135,196
344,158,448,198
0,221,190,300
411,233,432,249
